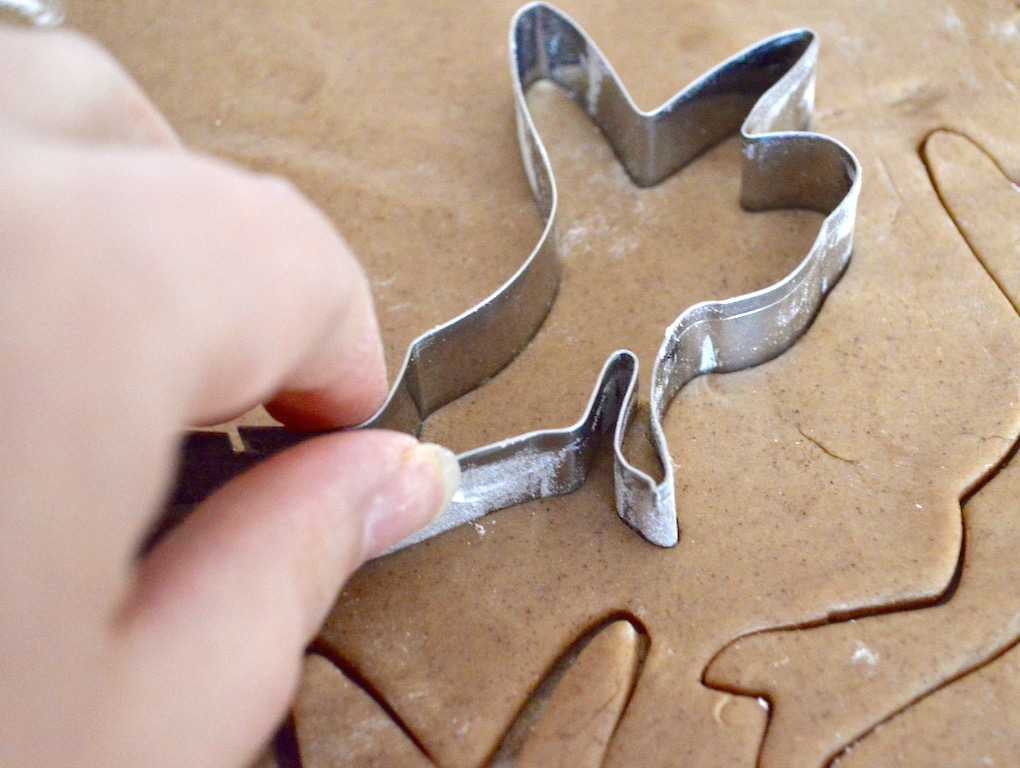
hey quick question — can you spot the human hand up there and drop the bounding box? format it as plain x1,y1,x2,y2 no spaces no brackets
0,27,458,768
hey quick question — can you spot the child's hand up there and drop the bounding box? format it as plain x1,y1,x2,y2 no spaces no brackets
0,28,457,768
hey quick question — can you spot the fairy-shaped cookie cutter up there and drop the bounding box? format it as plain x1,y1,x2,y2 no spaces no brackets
172,2,861,552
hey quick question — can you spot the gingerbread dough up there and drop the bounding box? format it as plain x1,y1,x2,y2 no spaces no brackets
703,128,1020,768
512,620,641,768
832,640,1020,767
295,655,431,768
68,1,1020,766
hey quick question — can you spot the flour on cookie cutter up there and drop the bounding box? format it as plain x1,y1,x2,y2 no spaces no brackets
171,2,861,554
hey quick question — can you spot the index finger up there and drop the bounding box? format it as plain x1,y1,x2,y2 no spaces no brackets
8,134,388,430
0,27,179,146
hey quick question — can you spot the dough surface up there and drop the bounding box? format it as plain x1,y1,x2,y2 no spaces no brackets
70,1,1020,766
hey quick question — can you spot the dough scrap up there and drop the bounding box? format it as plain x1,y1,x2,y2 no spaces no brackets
294,655,432,768
248,747,282,768
705,432,1020,768
506,619,643,768
703,124,1020,768
926,129,1020,312
832,639,1020,767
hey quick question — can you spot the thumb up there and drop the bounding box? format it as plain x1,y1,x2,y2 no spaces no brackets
107,431,458,768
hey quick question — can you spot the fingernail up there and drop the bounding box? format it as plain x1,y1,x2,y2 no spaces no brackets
362,441,461,558
416,443,461,518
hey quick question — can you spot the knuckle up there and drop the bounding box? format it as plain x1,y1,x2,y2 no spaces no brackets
25,30,172,143
45,29,126,85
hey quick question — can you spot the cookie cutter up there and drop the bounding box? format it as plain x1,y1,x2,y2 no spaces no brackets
171,2,861,553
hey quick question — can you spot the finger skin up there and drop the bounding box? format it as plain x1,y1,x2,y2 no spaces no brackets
0,26,389,429
0,131,392,575
0,27,179,145
107,432,451,768
0,24,465,768
1,129,389,421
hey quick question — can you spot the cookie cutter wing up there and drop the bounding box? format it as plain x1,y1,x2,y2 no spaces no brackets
389,3,861,551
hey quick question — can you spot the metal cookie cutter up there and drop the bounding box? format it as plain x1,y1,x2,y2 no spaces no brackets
171,2,861,553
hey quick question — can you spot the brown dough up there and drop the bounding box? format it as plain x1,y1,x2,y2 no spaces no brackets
927,129,1020,312
702,127,1020,768
511,620,642,768
294,655,432,768
705,420,1020,767
832,640,1020,767
247,747,281,768
68,1,1020,767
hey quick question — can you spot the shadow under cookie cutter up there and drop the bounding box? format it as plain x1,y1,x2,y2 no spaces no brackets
171,2,861,553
